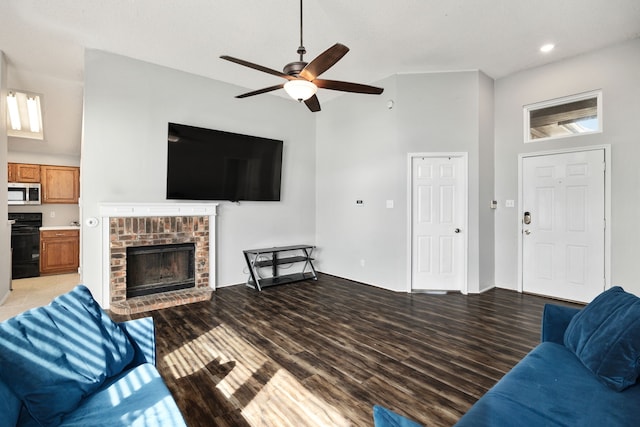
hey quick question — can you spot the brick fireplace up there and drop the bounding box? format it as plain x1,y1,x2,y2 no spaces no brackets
100,203,217,315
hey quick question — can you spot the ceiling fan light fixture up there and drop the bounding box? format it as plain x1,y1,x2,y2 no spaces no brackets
284,79,317,101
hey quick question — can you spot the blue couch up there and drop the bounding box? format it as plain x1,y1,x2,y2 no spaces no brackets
0,285,186,427
455,287,640,427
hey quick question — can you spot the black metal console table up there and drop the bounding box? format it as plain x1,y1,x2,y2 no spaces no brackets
243,244,317,291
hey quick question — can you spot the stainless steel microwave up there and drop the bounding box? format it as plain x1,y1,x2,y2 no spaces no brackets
8,182,41,205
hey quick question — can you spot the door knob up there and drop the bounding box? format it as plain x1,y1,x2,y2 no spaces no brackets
454,228,461,233
524,229,531,235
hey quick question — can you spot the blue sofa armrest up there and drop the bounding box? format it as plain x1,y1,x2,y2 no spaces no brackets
119,317,156,366
541,304,581,344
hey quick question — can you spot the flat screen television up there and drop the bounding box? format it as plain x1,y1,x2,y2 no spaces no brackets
166,122,283,202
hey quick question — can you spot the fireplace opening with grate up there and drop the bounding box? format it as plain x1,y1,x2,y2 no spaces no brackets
126,243,196,298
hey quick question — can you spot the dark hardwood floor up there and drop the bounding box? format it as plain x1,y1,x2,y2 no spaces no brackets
112,274,582,427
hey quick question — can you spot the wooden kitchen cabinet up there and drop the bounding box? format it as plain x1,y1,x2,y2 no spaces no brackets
8,163,41,182
40,165,80,204
40,229,80,275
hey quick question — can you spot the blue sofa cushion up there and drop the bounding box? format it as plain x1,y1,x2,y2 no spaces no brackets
373,405,422,427
0,379,21,427
564,286,640,391
454,342,640,426
56,363,187,427
0,285,135,427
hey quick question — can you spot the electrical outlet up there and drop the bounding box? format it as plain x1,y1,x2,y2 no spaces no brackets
360,259,365,267
50,211,56,218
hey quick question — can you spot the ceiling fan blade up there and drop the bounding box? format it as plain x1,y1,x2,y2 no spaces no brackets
299,43,349,81
236,84,285,98
220,55,294,80
304,95,321,112
314,79,384,95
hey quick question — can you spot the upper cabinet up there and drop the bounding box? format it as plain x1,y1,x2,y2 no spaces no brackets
8,163,41,183
40,165,80,204
7,162,80,204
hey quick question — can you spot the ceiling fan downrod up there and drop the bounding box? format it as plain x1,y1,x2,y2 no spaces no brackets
296,0,306,61
284,0,308,77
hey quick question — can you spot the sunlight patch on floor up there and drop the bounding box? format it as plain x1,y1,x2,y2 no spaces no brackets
163,324,264,393
242,368,350,427
163,324,350,426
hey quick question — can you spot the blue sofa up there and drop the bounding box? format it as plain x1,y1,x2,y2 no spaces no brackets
455,286,640,426
0,285,186,427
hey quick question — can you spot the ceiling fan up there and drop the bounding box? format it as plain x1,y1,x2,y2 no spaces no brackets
220,0,384,112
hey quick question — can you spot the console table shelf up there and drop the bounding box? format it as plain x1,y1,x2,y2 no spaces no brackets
243,245,317,291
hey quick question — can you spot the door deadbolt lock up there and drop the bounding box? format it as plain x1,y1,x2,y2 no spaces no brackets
523,211,532,225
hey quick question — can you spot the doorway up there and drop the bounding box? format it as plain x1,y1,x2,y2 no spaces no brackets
408,153,468,293
519,147,610,303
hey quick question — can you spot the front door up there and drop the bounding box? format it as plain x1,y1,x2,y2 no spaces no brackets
411,155,466,292
522,149,605,302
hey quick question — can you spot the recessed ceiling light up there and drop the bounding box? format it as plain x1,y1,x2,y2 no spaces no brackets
540,43,555,53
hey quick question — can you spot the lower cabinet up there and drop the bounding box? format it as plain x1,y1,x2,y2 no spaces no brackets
40,229,80,275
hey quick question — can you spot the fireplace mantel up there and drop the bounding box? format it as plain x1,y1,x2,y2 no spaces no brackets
100,202,218,313
99,202,218,217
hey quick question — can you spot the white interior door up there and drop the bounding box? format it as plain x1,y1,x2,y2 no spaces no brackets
411,155,466,292
522,149,605,302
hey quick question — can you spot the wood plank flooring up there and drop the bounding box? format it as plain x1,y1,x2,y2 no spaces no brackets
111,274,582,427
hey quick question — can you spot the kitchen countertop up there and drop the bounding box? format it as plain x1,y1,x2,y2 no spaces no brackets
40,225,81,231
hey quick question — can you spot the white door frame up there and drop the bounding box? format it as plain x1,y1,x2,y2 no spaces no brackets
517,145,611,294
407,152,469,294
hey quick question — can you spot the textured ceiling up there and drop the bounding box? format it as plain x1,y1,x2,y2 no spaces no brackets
1,1,639,157
2,0,639,90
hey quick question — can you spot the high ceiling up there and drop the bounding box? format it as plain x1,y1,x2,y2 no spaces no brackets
1,0,639,155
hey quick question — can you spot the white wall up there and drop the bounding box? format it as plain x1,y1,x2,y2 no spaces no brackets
478,72,495,291
316,70,494,293
494,38,640,295
316,75,401,288
0,51,11,304
81,50,316,306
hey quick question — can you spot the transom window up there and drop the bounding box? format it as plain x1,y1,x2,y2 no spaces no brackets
524,90,602,143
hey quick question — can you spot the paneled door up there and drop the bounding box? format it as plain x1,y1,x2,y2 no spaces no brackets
411,155,467,292
522,149,605,302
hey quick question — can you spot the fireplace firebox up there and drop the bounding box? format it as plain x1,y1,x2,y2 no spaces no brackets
126,243,196,298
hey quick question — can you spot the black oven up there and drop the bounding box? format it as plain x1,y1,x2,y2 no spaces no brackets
9,212,42,279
